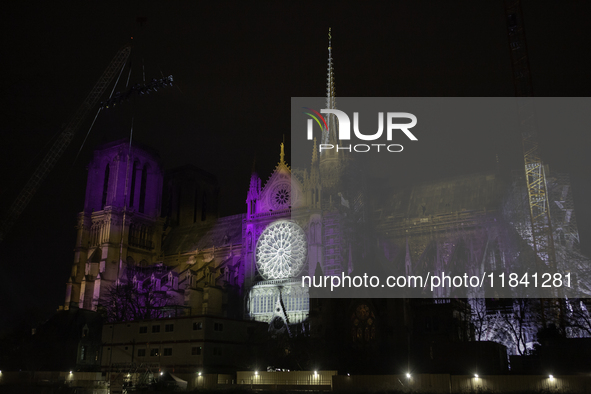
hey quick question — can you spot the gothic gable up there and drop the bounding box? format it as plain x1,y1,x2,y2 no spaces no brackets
258,144,304,212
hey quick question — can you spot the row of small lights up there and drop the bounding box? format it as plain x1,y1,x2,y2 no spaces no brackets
0,370,557,381
155,371,554,382
253,370,317,375
158,371,202,376
343,372,558,381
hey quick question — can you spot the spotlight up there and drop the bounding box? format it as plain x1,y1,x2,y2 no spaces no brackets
549,375,554,380
254,371,258,376
160,372,163,376
474,374,479,378
69,371,72,374
198,372,202,376
406,373,411,378
347,373,350,377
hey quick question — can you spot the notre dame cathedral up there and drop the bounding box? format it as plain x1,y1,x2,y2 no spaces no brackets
62,31,351,338
61,31,590,375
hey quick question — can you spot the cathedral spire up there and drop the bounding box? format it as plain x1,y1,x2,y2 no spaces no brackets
324,27,337,147
326,27,335,111
311,137,318,164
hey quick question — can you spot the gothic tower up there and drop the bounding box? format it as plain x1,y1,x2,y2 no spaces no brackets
64,140,164,311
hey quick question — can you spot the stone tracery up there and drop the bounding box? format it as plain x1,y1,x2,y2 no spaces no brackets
255,220,307,280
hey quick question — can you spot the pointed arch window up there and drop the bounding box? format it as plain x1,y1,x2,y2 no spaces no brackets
167,184,173,218
350,304,376,344
193,186,200,223
101,164,110,209
201,191,207,221
139,164,148,213
176,184,182,222
129,161,139,207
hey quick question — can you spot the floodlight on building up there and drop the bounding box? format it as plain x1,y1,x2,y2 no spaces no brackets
347,373,350,377
69,371,72,374
198,372,202,376
254,371,258,376
160,372,164,376
549,375,554,380
406,373,411,378
314,371,318,376
474,374,479,378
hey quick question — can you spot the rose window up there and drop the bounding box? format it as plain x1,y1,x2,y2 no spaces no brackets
255,221,307,280
275,189,290,206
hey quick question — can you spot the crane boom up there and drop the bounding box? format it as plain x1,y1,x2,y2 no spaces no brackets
504,0,557,274
0,46,131,242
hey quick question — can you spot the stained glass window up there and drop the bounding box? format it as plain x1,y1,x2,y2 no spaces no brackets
255,221,307,280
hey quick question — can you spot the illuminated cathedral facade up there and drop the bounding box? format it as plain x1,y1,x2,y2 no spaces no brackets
63,31,590,371
62,139,329,332
63,31,350,337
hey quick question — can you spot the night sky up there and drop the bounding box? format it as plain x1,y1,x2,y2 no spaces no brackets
1,1,590,331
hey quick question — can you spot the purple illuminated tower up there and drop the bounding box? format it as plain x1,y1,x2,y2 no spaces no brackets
64,140,164,311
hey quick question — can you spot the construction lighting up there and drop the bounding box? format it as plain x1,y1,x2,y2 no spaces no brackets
100,76,174,109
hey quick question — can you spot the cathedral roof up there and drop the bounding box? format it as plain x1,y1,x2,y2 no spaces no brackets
166,164,218,184
383,171,504,218
162,214,244,255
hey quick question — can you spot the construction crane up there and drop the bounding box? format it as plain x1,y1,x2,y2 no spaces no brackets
504,0,557,272
503,0,559,325
0,46,132,242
